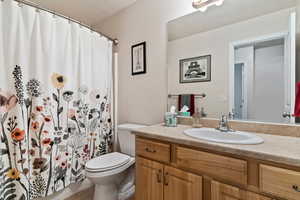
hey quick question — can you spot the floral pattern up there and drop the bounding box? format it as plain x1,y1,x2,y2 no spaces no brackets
0,66,113,200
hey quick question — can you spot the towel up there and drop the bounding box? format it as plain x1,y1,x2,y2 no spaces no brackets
178,94,195,116
294,82,300,117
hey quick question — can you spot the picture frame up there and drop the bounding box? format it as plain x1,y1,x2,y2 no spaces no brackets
131,42,146,75
179,55,211,83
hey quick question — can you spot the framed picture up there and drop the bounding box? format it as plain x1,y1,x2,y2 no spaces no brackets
132,42,146,75
179,55,211,83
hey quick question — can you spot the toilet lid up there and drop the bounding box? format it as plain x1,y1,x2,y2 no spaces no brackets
86,152,131,172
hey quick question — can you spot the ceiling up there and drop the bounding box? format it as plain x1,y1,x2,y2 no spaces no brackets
168,0,297,41
28,0,137,26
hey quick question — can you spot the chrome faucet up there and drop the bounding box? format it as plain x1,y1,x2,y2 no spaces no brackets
216,115,234,132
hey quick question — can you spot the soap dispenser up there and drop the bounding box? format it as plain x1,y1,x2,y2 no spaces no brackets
165,106,178,127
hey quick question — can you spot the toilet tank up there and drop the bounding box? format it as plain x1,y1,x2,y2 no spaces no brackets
117,124,146,157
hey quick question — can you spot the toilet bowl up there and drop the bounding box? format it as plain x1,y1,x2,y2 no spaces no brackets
86,152,135,200
85,124,146,200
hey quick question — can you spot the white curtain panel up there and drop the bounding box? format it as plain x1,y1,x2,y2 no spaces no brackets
0,0,113,199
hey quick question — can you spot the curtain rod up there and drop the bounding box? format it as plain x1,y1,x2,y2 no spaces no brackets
9,0,119,45
168,94,206,98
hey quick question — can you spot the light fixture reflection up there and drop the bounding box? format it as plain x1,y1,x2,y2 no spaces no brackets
193,0,224,12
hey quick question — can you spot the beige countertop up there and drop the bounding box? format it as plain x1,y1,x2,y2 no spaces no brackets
133,124,300,168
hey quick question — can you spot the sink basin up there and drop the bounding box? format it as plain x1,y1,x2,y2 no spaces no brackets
184,128,264,145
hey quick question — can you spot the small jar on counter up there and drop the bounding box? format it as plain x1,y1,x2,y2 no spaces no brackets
165,112,178,127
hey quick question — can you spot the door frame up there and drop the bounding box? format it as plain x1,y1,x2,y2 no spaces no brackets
228,32,289,119
287,12,296,123
234,63,247,119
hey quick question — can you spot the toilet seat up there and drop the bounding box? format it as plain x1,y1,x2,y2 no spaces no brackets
86,152,131,172
85,157,135,179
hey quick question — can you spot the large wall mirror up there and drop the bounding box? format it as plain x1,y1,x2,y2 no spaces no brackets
167,0,300,124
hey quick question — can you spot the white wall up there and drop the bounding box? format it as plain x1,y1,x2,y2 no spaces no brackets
167,8,293,118
95,0,195,125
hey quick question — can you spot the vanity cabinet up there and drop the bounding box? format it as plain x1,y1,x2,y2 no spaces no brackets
135,137,297,200
136,157,203,200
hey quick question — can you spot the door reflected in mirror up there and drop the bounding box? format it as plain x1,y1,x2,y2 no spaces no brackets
231,37,292,123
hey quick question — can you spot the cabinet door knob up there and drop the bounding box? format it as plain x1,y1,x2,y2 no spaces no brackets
145,147,156,153
293,185,300,192
156,169,162,183
164,172,169,186
282,112,292,119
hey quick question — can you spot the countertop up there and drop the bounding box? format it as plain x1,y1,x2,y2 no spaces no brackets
133,124,300,168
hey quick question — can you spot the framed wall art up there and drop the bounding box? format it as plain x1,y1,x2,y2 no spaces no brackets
179,55,211,83
132,42,146,75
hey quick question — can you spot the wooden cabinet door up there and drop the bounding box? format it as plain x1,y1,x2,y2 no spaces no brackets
164,166,202,200
260,164,300,200
136,157,164,200
211,180,273,200
211,180,243,200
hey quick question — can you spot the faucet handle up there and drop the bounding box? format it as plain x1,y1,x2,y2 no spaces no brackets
228,110,235,119
217,114,234,132
221,114,227,122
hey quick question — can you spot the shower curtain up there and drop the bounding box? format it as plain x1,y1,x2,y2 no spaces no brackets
0,1,113,200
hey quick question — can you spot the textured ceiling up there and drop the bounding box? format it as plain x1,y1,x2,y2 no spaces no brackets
28,0,137,26
168,0,297,41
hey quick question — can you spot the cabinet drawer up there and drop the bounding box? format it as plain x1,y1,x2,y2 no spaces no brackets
212,181,272,200
260,165,300,200
136,138,171,163
176,146,247,185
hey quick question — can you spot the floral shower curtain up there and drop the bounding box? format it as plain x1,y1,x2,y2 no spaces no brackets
0,1,113,200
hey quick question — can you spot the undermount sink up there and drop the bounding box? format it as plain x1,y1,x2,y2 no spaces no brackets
184,128,264,145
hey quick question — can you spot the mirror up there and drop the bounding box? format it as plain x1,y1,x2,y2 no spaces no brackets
167,0,300,124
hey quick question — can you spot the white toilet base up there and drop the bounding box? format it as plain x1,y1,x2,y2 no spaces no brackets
94,184,118,200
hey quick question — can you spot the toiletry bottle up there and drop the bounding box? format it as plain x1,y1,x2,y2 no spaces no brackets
165,106,177,127
200,107,207,117
192,108,203,128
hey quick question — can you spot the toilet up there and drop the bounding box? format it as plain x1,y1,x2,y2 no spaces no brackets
85,123,146,200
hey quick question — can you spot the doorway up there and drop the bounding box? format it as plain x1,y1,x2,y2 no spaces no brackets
230,35,291,123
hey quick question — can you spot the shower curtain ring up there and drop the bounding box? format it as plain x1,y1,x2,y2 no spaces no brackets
35,8,40,13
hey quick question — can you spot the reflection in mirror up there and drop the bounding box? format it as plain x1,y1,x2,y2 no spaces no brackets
232,37,290,123
167,0,300,124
